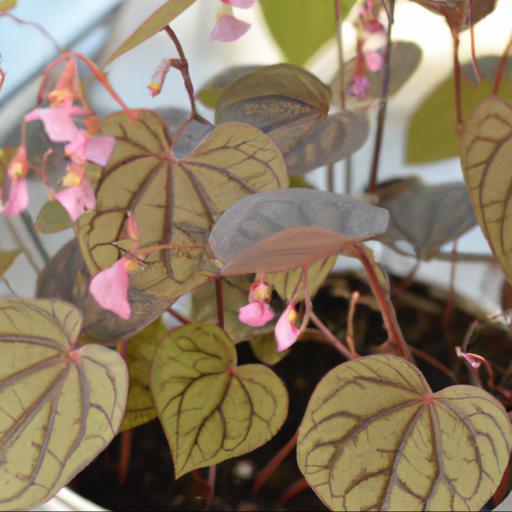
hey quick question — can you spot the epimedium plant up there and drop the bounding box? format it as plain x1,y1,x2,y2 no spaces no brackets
0,0,512,510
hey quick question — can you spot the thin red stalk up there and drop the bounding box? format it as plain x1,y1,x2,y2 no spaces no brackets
1,11,62,53
215,277,224,329
409,346,456,381
166,307,190,325
442,239,458,329
494,34,512,94
117,339,133,486
252,430,299,494
334,0,345,109
326,163,335,193
368,0,395,194
352,244,414,363
275,478,310,508
310,311,354,360
346,291,360,357
391,259,420,296
468,0,482,84
205,465,216,510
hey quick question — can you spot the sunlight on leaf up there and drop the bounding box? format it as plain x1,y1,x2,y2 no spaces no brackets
0,248,22,277
0,299,128,510
259,0,356,66
78,110,287,299
120,319,167,431
151,323,288,478
298,354,512,511
209,189,389,275
35,200,72,234
105,0,196,65
460,96,512,282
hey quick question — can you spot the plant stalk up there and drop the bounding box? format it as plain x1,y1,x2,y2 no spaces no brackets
21,211,50,264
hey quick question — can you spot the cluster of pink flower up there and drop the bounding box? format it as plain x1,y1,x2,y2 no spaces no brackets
210,0,257,42
0,59,115,221
239,275,301,353
348,0,386,100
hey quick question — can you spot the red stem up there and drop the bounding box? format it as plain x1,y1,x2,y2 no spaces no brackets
468,0,482,84
494,35,512,94
275,478,310,508
215,277,224,329
205,465,216,510
352,244,414,363
118,429,133,485
166,307,190,325
252,430,299,494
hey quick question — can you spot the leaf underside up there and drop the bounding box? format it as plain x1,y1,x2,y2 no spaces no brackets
297,354,512,511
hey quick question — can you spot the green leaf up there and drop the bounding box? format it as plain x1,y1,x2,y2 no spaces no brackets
297,354,512,511
460,96,512,283
105,0,196,65
191,275,276,344
0,299,128,510
0,0,16,12
151,323,288,477
37,241,172,343
268,256,336,302
0,248,22,277
406,55,512,164
35,200,72,234
120,319,167,431
249,333,288,366
0,148,16,188
78,110,288,299
259,0,356,66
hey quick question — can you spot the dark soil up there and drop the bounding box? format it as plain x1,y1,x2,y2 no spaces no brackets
70,273,512,511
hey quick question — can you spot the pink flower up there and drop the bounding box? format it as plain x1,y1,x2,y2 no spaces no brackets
210,14,251,42
54,178,96,221
364,51,383,72
456,347,484,369
239,301,275,327
222,0,256,7
89,258,133,319
0,147,29,216
275,304,300,352
25,104,83,143
348,75,371,99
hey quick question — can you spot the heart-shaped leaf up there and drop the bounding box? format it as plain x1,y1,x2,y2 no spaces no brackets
36,200,72,234
198,65,263,109
209,189,389,275
0,299,128,510
259,0,356,66
105,0,196,65
332,41,422,107
284,111,369,176
78,110,287,299
297,354,512,511
460,96,512,281
37,241,172,342
120,319,167,431
216,64,331,155
191,275,277,343
0,248,22,277
407,55,512,163
250,333,289,366
377,177,476,260
151,323,288,478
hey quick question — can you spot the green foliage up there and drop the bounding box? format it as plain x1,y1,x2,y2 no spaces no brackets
0,248,22,277
151,323,288,478
259,0,356,66
36,200,72,233
298,354,512,511
0,299,128,510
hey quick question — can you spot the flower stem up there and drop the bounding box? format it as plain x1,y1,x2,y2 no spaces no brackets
21,211,50,264
215,277,224,329
494,34,512,94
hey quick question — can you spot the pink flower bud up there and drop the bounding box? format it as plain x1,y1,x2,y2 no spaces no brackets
275,304,300,352
239,301,275,327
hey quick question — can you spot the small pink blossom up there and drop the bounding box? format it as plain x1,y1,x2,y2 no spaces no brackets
364,51,383,72
54,178,96,221
275,304,300,352
84,135,116,166
89,258,133,319
210,14,251,42
0,147,29,216
24,104,82,143
239,301,275,327
348,75,371,100
222,0,256,8
456,347,484,369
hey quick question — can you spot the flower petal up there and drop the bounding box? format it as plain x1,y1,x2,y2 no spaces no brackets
89,258,132,319
275,304,300,352
364,50,383,72
239,301,274,327
0,176,28,216
54,179,96,222
85,135,116,166
210,14,251,42
25,107,80,143
223,0,256,8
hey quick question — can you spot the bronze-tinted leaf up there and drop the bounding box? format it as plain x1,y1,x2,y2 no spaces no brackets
78,110,288,299
37,240,172,342
0,248,22,277
197,65,263,109
105,0,196,65
284,111,369,175
460,96,512,281
298,354,512,511
35,200,72,234
332,41,422,107
0,299,128,510
216,64,331,156
377,177,476,260
209,189,389,275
